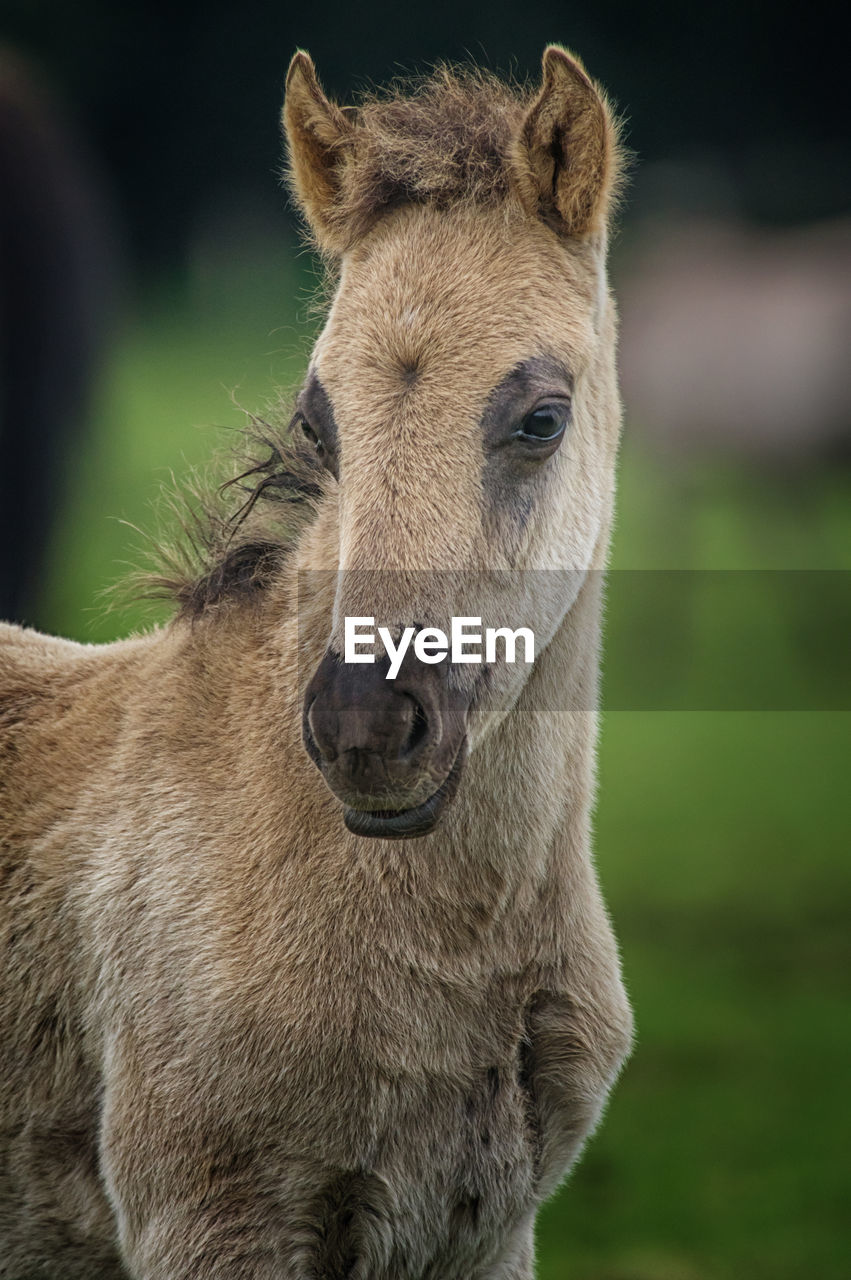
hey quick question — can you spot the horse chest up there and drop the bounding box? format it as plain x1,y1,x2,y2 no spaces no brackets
204,969,541,1275
266,1059,539,1278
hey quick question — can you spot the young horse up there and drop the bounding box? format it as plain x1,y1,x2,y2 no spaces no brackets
0,47,632,1278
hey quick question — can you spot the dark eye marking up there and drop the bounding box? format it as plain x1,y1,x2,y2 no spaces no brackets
296,370,339,478
482,356,574,459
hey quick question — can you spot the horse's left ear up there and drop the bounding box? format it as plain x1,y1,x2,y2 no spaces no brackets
283,51,356,252
513,46,621,238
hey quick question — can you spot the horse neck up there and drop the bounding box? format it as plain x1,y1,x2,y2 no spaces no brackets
370,565,609,967
442,565,604,875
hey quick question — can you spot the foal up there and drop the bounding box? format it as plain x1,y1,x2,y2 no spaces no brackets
0,47,632,1278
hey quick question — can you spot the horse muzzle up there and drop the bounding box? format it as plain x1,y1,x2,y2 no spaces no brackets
302,648,469,839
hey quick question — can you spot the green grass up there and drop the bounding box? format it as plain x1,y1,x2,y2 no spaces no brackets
537,712,850,1280
36,245,319,642
33,263,850,1279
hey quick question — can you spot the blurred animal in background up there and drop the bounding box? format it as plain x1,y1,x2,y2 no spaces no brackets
619,216,851,462
0,50,115,622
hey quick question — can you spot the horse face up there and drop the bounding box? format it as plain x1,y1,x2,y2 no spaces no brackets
288,51,622,837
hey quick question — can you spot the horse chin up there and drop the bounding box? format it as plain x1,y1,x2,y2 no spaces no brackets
342,741,467,841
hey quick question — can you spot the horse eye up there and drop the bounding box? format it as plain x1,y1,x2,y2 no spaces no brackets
516,406,569,444
300,418,323,453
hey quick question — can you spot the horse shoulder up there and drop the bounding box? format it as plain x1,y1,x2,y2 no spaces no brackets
0,622,164,844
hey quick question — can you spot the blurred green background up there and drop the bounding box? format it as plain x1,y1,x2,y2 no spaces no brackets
2,3,849,1277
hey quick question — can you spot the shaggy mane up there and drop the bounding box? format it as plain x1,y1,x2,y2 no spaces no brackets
140,406,328,620
302,67,532,246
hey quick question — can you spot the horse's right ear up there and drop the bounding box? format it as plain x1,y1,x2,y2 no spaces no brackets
283,51,355,252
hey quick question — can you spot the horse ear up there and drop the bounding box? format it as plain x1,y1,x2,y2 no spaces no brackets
283,51,355,249
513,46,620,238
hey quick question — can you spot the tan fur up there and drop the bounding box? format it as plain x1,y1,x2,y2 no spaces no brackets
0,48,632,1279
512,47,623,238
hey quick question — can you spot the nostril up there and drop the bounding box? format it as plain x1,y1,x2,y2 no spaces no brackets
403,698,429,758
307,697,337,763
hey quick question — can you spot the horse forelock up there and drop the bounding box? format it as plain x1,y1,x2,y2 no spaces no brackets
298,68,532,247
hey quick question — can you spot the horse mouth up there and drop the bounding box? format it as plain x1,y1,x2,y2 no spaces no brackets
343,741,467,840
